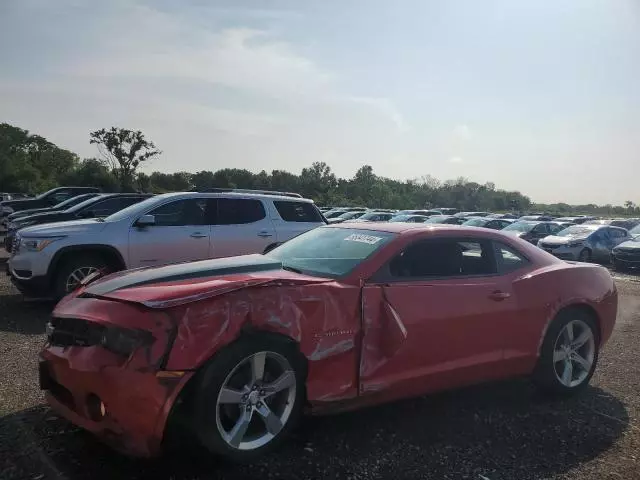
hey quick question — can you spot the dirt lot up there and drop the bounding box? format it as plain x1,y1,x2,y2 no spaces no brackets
0,249,639,480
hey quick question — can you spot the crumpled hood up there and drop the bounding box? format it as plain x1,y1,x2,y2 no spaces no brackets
76,254,330,308
19,218,107,237
541,234,588,245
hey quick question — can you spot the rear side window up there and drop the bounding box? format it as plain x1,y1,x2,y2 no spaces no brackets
494,242,529,273
274,201,323,223
215,198,266,225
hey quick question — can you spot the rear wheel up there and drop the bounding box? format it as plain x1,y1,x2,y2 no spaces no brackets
53,253,108,300
193,337,305,462
578,248,591,262
534,309,599,396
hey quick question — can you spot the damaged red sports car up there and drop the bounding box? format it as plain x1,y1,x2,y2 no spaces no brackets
40,223,617,461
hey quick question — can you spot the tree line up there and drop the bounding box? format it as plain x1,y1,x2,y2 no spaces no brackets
0,122,636,215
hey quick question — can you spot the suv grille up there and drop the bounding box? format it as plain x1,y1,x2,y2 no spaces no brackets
47,317,106,348
12,235,19,254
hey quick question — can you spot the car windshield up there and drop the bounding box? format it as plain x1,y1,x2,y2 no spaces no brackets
64,195,105,213
324,210,347,218
424,216,449,223
337,211,364,219
357,212,384,221
556,225,598,237
462,218,487,227
391,214,418,222
503,221,535,232
53,194,93,209
629,225,640,237
265,227,395,277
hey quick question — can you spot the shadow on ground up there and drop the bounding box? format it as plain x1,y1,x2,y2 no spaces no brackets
0,291,52,335
0,380,629,480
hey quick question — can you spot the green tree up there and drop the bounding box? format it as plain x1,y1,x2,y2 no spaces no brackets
90,127,161,191
62,158,118,191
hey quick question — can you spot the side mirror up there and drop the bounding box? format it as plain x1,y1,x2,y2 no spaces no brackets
135,214,155,227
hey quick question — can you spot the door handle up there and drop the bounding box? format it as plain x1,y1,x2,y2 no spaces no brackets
190,232,207,238
257,231,273,238
488,290,511,301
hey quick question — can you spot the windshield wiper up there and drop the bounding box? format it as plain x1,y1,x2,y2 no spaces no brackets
93,217,105,222
281,264,303,274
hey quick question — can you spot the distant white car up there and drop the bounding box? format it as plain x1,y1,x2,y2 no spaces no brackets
7,189,325,299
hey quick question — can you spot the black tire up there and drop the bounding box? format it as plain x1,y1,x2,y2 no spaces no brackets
578,248,592,262
193,336,306,463
533,309,599,396
53,253,108,300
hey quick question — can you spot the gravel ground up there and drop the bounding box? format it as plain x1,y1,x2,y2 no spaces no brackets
0,248,639,480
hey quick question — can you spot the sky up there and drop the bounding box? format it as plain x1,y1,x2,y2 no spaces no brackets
1,0,639,205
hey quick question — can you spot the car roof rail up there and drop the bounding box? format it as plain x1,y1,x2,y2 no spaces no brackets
195,187,303,198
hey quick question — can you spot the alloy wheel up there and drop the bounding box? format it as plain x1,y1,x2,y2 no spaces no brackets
215,351,297,451
553,319,595,388
65,266,99,292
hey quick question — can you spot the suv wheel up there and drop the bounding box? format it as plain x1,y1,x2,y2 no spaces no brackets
53,254,108,300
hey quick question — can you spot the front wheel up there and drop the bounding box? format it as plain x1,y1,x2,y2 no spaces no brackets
534,310,599,396
193,337,305,462
53,254,108,300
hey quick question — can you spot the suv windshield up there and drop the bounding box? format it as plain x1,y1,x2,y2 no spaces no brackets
503,222,535,232
265,227,395,277
629,225,640,238
104,196,158,222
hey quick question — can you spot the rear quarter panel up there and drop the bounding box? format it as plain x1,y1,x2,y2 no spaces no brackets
507,262,617,372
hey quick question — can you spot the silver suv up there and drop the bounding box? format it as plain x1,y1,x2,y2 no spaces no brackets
7,189,324,299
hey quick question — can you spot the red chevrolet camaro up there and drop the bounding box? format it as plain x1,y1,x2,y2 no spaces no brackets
40,223,617,462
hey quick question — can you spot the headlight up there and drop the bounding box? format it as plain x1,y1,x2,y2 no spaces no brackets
20,236,64,252
1,206,14,214
100,327,154,356
567,241,583,248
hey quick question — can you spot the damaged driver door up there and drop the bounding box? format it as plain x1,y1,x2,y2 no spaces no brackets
359,237,513,401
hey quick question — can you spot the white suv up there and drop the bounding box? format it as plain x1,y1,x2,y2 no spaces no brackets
7,189,325,299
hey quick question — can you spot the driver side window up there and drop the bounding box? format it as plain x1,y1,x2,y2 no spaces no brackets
147,199,207,226
388,238,496,279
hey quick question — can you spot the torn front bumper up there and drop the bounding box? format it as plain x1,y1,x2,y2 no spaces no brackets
40,345,193,457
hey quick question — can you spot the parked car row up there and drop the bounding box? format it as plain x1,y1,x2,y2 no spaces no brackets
4,189,640,303
1,186,101,225
319,207,640,271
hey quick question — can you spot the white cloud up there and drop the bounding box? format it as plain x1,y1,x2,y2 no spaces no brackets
1,0,408,177
448,156,463,163
453,124,472,140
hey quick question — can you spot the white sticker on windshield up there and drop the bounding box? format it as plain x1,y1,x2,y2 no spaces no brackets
344,233,383,244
